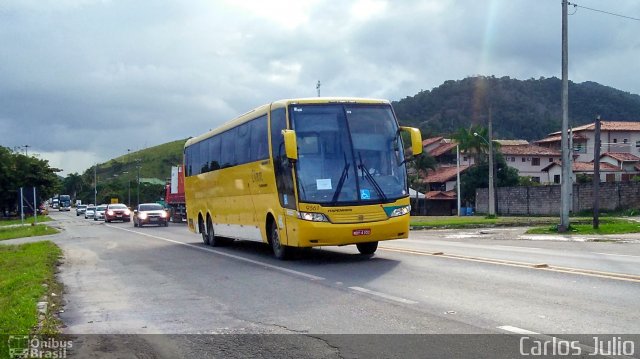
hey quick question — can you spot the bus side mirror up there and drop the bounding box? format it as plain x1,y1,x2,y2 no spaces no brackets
400,126,423,156
282,129,298,161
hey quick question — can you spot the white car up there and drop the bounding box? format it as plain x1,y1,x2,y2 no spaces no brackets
94,205,107,221
76,204,88,216
85,206,96,219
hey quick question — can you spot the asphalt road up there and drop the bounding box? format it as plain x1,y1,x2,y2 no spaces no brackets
12,211,640,357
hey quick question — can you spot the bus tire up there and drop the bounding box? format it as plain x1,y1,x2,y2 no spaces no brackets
206,217,221,247
200,217,210,245
356,241,378,255
270,222,290,260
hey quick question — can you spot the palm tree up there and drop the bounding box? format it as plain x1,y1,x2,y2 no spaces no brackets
63,173,84,200
453,125,499,164
407,152,437,214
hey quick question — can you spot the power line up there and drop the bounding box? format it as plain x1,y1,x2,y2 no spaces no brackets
568,1,640,21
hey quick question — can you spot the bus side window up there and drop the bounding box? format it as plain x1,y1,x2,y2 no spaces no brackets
250,115,269,162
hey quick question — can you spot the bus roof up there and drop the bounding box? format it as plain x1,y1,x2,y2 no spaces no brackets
185,97,391,148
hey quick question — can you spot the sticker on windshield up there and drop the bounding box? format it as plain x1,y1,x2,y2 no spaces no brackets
360,189,371,199
283,194,288,205
316,179,332,190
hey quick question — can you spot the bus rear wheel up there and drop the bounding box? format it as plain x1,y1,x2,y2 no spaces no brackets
206,217,222,247
356,241,378,255
200,219,210,245
270,222,290,260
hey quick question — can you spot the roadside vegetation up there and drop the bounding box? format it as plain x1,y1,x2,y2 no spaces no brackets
0,241,63,334
525,218,640,235
0,216,52,227
409,215,593,229
411,211,640,235
0,225,59,241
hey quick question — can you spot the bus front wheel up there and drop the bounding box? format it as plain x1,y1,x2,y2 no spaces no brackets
270,223,290,260
356,241,378,255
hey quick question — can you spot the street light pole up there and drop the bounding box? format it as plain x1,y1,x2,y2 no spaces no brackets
474,132,495,216
456,144,461,216
136,159,141,206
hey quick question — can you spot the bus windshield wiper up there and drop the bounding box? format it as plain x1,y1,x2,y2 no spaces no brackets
358,152,387,201
331,154,350,204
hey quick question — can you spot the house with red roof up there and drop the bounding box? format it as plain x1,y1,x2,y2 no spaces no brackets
536,121,640,162
497,141,561,183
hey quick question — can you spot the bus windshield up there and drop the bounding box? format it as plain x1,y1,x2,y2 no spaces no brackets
291,103,407,205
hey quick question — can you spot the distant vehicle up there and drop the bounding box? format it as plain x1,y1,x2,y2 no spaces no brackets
51,198,59,209
94,205,107,221
85,205,96,219
58,194,71,211
165,166,186,222
76,204,88,216
133,203,169,227
183,97,422,259
104,203,131,223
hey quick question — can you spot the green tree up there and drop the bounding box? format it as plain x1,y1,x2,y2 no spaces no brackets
0,146,61,215
459,153,518,205
407,152,437,213
63,173,85,201
453,125,492,163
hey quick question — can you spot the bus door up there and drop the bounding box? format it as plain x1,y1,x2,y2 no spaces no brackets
270,107,297,245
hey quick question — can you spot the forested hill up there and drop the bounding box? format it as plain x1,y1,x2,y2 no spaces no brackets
392,76,640,141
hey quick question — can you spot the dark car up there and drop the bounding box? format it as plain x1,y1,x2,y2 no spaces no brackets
104,203,131,222
133,203,169,227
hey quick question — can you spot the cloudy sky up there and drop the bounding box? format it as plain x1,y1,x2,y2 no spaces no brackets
1,0,639,176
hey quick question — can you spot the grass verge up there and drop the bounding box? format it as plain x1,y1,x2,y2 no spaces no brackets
0,216,52,227
410,216,593,229
525,219,640,235
0,241,63,335
0,225,59,241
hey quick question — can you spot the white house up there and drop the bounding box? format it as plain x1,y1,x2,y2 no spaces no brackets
536,121,640,162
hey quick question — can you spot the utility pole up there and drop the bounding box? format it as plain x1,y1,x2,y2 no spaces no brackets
456,144,461,216
24,145,30,156
593,115,601,229
559,0,571,232
136,159,141,206
316,80,321,97
94,164,97,205
488,108,495,217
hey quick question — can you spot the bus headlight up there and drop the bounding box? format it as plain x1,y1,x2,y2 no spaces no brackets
297,211,329,222
389,205,411,217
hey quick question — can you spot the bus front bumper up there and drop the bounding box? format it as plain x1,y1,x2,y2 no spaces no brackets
291,214,409,247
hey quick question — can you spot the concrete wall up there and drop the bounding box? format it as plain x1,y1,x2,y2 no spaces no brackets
476,182,640,215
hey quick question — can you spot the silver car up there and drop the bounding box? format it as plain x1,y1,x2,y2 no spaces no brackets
85,205,96,219
94,205,107,221
76,204,88,216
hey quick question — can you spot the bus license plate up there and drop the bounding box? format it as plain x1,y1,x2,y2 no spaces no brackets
352,229,371,236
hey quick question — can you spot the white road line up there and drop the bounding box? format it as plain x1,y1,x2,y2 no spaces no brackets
106,225,326,281
497,325,539,335
348,286,418,305
593,252,640,259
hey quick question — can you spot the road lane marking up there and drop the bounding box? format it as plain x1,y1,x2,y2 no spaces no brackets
379,246,640,283
593,252,640,259
348,286,418,304
106,225,326,281
497,325,539,335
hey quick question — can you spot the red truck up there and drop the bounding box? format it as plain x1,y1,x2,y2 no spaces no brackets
165,166,186,222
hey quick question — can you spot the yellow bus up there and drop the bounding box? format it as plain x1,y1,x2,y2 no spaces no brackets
184,97,422,259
